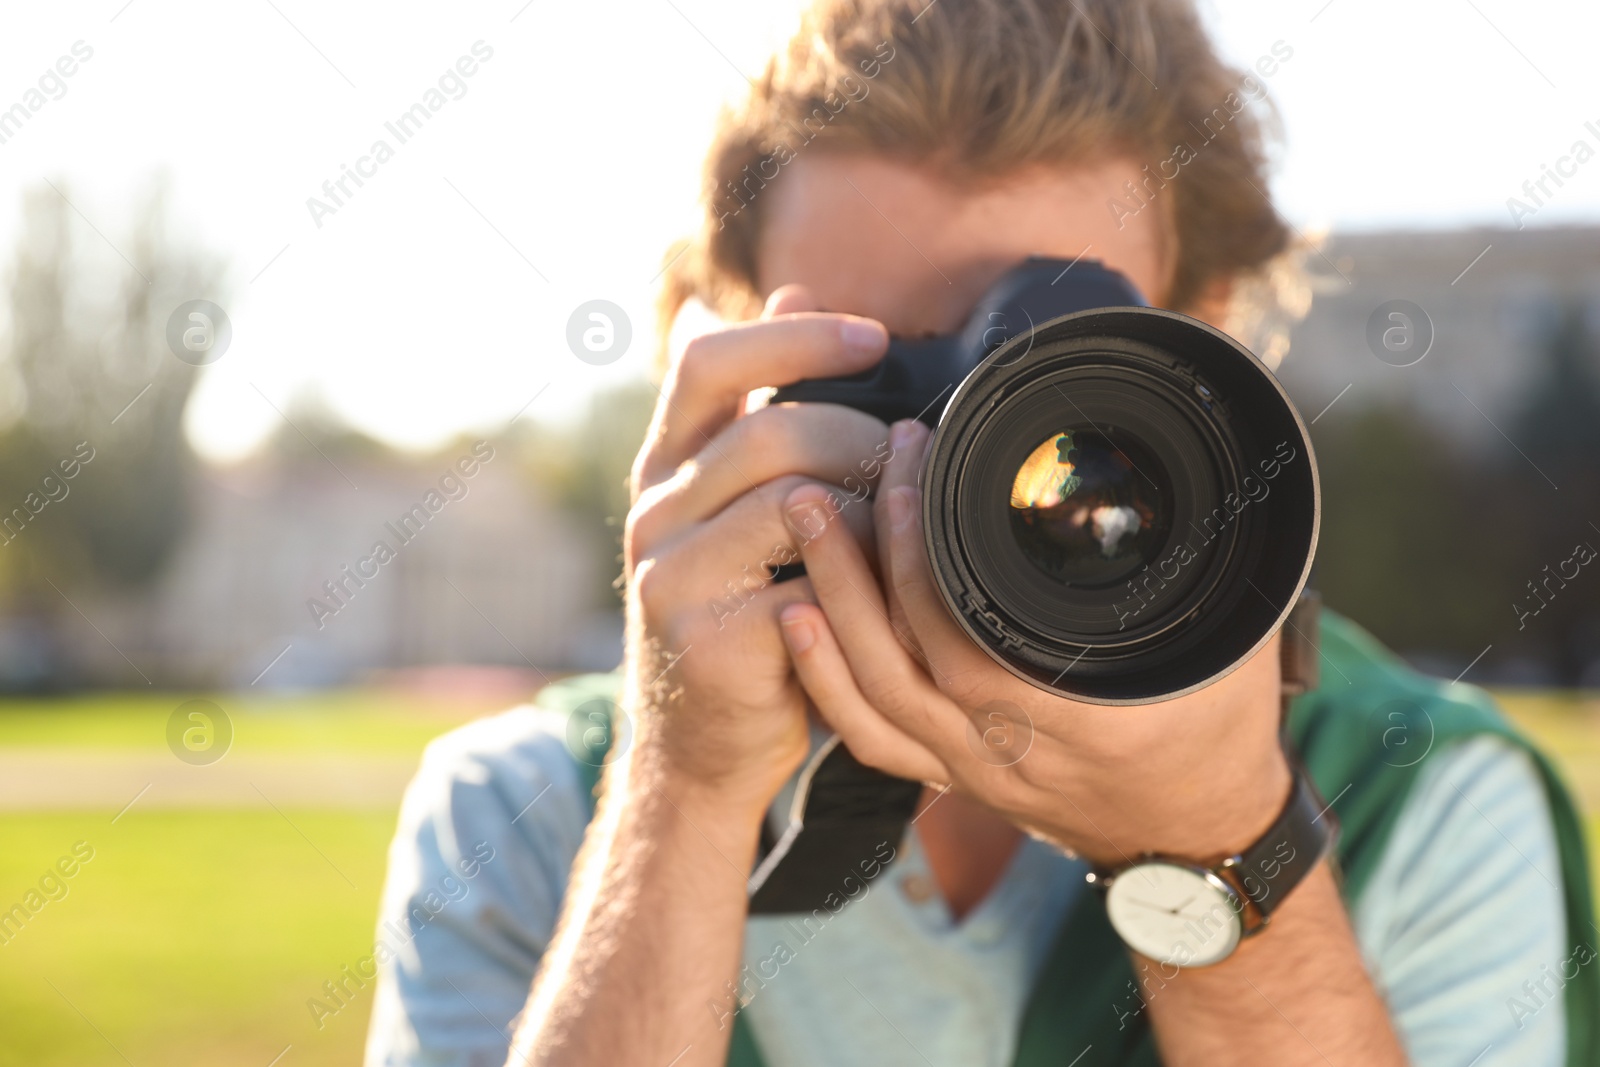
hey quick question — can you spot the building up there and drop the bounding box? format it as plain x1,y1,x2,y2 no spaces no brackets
53,445,619,689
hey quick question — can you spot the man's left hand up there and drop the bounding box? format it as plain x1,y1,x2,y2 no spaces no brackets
777,417,1294,868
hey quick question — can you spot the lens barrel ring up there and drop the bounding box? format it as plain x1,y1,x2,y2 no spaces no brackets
922,306,1319,705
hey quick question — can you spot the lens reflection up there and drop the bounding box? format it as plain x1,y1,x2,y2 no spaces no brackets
1008,429,1171,587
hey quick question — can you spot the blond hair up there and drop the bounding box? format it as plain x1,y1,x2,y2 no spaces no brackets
660,0,1298,358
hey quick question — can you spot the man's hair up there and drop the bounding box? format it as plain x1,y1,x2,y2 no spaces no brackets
660,0,1307,358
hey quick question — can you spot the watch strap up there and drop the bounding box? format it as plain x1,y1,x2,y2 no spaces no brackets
1217,766,1336,933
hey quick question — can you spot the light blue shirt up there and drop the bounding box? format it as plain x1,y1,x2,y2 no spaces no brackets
363,706,1566,1067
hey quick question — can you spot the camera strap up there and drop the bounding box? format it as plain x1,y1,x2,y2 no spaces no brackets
746,734,924,913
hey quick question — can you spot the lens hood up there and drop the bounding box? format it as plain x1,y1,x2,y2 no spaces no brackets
923,306,1319,704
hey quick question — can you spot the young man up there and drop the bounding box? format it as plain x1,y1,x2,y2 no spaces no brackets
365,1,1597,1064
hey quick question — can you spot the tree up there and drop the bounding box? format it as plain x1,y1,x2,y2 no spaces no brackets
1503,301,1600,682
1311,403,1497,659
0,179,225,608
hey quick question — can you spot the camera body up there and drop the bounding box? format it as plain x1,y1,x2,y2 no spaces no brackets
770,257,1147,427
748,256,1319,912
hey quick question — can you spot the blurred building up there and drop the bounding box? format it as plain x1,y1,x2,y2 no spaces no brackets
1275,225,1600,443
50,449,620,689
1276,225,1600,686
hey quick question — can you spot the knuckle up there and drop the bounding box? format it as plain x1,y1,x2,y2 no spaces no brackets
631,556,672,619
765,472,806,501
1010,752,1051,791
676,332,708,374
938,666,987,707
628,431,661,501
672,607,718,653
760,475,810,522
673,333,719,394
842,733,892,772
859,672,908,716
988,772,1033,811
737,407,799,464
622,490,666,571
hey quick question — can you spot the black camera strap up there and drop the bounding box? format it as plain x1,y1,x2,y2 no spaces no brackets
747,735,923,912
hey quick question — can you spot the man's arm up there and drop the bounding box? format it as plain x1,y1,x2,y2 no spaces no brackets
1138,860,1404,1065
1144,734,1569,1066
506,729,764,1067
506,289,893,1065
365,708,593,1067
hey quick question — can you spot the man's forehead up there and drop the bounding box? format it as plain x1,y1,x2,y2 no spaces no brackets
754,153,1170,333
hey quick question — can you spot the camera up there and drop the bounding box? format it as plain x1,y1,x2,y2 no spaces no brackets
746,256,1319,912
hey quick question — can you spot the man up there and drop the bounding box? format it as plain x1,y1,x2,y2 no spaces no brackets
365,1,1596,1064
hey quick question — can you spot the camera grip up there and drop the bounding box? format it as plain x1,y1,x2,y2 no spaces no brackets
768,335,963,427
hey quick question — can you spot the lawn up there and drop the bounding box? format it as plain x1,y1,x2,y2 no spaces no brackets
0,688,487,753
0,686,495,1067
0,810,393,1067
0,685,1597,1067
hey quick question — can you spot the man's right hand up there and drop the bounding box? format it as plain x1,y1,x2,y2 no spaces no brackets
621,285,892,816
510,291,895,1067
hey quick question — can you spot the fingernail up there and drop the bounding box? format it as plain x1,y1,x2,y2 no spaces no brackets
887,486,914,531
787,499,830,540
781,614,816,653
890,419,918,451
840,318,887,356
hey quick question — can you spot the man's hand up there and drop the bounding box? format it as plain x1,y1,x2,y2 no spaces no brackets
511,290,901,1067
776,417,1293,868
779,417,1408,1067
623,286,892,815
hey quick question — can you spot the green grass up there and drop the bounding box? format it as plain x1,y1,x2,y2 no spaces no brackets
0,686,1595,1066
0,687,495,1067
0,688,494,753
0,810,394,1067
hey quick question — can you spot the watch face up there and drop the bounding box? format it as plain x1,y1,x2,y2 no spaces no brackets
1104,862,1242,967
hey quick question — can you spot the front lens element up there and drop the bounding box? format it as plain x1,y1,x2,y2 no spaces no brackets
1007,428,1172,588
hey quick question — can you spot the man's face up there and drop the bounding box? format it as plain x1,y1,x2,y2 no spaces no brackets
755,153,1177,336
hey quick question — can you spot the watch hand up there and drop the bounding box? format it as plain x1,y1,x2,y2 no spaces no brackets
1125,897,1179,914
1169,895,1196,915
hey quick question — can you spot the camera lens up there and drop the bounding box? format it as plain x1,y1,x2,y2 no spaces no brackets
924,308,1318,704
1008,428,1173,589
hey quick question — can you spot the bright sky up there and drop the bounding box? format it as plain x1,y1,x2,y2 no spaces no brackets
1,0,1596,461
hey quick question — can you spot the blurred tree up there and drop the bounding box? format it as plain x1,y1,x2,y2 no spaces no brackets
1502,301,1600,681
0,180,225,595
257,384,398,475
514,380,656,609
1509,302,1600,467
1311,403,1500,660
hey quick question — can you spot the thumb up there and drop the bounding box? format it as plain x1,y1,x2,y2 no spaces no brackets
763,283,820,318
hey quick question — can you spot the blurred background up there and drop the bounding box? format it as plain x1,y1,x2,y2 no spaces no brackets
0,0,1597,1064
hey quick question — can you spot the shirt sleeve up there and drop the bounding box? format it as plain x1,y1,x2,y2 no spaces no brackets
1353,734,1569,1067
363,707,594,1067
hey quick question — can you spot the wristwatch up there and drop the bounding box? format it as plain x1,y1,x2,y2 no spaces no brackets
1086,767,1335,968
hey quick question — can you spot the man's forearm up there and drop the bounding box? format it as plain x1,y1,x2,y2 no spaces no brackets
507,741,762,1067
1140,861,1407,1066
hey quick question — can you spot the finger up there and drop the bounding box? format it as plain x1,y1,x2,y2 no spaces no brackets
633,476,875,617
874,419,930,568
638,313,889,488
639,567,823,725
631,404,891,545
764,284,818,318
875,422,997,686
742,285,819,416
785,483,971,760
778,601,951,784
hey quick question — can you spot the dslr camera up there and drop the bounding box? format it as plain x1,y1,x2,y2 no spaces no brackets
747,257,1319,912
